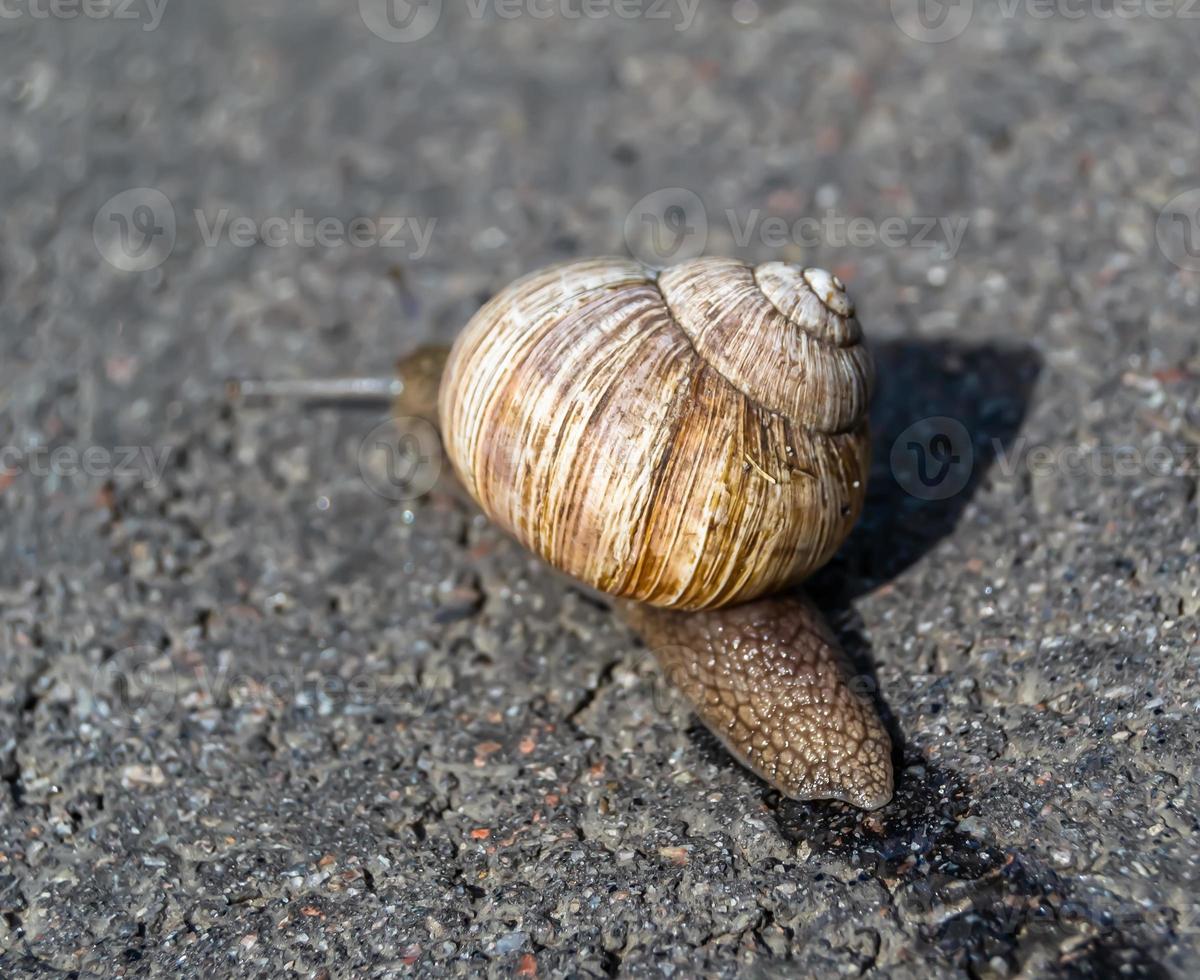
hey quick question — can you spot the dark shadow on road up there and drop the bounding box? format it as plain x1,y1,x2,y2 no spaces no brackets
815,338,1043,602
805,338,1042,808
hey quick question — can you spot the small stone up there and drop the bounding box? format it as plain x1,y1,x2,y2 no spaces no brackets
495,931,527,955
956,816,988,839
120,764,166,789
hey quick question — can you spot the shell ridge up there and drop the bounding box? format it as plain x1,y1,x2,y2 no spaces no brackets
655,260,871,435
650,271,791,430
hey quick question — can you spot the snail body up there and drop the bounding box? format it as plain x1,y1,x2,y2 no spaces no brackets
434,256,892,809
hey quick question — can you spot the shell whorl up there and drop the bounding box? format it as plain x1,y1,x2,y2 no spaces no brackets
656,258,872,433
438,256,873,611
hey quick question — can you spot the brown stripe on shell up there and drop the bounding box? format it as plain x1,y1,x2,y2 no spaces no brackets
439,257,649,503
523,290,694,583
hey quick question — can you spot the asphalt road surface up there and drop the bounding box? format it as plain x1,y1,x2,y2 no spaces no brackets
1,1,1198,976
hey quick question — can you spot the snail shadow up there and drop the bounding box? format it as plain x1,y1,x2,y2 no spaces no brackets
806,338,1042,763
814,337,1041,600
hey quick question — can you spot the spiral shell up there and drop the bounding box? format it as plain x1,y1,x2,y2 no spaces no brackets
438,256,873,610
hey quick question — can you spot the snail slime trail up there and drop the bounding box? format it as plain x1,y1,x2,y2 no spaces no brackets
433,257,893,809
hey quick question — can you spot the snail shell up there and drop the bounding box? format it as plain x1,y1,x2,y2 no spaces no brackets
438,256,873,610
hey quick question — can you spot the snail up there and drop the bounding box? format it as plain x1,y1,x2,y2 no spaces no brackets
233,256,894,810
